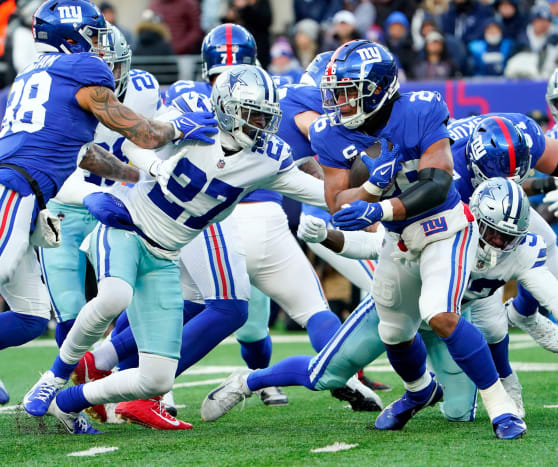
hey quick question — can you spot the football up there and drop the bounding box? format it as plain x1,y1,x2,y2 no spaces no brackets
348,140,394,187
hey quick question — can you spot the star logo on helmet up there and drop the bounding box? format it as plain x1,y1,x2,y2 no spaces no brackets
228,71,247,93
480,184,498,201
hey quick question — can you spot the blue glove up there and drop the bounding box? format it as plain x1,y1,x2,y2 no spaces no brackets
332,200,384,230
171,111,218,145
361,139,402,195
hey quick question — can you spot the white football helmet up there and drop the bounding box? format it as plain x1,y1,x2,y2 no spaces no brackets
546,68,558,121
211,64,282,149
469,177,530,271
105,25,131,98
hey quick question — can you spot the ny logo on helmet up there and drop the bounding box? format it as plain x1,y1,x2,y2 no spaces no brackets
217,44,239,64
58,5,82,24
356,47,382,63
469,135,487,161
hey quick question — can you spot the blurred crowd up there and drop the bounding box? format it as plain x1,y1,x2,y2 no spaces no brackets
2,0,558,87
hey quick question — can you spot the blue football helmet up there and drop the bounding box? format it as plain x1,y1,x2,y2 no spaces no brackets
469,177,530,270
320,40,399,129
32,0,113,56
466,116,531,188
300,51,334,87
201,23,257,81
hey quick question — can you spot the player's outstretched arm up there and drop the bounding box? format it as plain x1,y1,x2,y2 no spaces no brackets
79,143,140,183
76,86,176,149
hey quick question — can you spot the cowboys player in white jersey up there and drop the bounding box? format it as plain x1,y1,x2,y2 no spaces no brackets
23,64,331,433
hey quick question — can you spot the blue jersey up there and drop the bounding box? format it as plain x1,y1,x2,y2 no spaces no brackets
310,91,458,233
0,53,114,202
448,113,547,202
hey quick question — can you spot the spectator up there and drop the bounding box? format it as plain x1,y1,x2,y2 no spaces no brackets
150,0,203,54
494,0,527,42
413,29,459,79
373,0,417,27
268,37,304,84
99,2,135,48
551,0,558,26
223,0,273,69
528,109,550,133
468,17,515,76
411,0,450,51
441,0,493,44
133,9,178,85
346,0,376,37
523,3,558,54
201,0,226,33
383,11,415,77
322,10,360,52
293,18,321,68
293,0,342,24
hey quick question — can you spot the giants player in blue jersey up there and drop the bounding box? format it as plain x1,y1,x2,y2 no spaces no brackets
0,0,216,405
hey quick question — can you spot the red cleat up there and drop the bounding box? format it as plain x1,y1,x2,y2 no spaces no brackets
115,396,193,430
71,351,112,422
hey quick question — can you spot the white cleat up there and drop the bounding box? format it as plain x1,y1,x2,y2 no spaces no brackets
47,398,101,434
162,390,177,416
501,370,525,418
104,403,125,424
257,386,289,406
506,299,558,353
201,369,252,421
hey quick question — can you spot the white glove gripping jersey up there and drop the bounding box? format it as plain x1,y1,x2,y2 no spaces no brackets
465,233,558,319
54,69,162,205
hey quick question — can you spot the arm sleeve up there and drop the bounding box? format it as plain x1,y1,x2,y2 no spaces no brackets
121,139,161,175
517,266,558,321
267,167,328,209
339,228,384,260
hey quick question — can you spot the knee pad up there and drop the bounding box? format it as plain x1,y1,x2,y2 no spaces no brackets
96,277,133,313
136,353,178,397
378,319,416,346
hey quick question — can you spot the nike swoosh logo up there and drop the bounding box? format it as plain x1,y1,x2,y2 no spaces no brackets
150,409,180,426
207,386,225,401
378,167,390,176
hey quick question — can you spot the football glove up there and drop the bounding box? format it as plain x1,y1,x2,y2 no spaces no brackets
297,213,327,243
361,139,402,196
171,111,218,145
149,153,183,196
543,189,558,214
332,201,384,230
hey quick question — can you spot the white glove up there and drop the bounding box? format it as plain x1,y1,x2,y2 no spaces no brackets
149,152,183,196
543,189,558,214
297,213,327,243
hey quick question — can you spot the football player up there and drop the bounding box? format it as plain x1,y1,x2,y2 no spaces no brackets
23,65,330,434
0,0,213,402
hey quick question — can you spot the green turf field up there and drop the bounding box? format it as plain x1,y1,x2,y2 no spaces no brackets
1,331,557,466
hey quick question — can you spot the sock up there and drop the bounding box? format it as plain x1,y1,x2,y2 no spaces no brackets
50,355,77,381
55,320,75,348
247,355,314,391
0,312,48,350
182,300,206,323
112,311,130,336
385,333,428,384
117,354,139,371
111,326,138,362
306,310,342,352
56,385,91,414
239,336,272,369
489,335,512,379
175,299,248,376
442,318,498,390
91,341,119,372
512,284,538,317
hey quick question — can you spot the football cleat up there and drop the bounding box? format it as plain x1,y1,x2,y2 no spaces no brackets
161,390,178,417
492,413,526,440
104,403,125,424
23,370,67,417
331,375,383,412
358,370,392,392
258,386,289,406
0,379,9,405
71,351,111,422
201,369,252,421
375,379,443,430
48,398,101,435
501,371,525,418
115,396,193,430
506,300,558,353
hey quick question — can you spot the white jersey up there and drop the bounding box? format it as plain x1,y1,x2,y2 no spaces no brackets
53,69,162,205
465,233,558,315
119,115,327,258
545,123,558,140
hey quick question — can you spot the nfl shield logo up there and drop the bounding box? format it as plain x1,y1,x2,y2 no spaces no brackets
217,159,225,168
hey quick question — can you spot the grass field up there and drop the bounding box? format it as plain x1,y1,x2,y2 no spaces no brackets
1,331,558,466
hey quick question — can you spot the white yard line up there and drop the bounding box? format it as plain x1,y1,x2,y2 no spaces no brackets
311,442,359,453
67,447,119,457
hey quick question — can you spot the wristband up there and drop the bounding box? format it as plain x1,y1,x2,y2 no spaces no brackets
379,200,394,221
362,180,383,196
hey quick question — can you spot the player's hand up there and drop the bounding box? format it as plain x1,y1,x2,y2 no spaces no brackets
543,189,558,214
171,111,218,145
297,213,327,243
361,139,402,195
332,201,384,230
150,153,182,196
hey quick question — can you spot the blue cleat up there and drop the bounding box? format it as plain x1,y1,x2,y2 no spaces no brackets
492,413,526,440
23,371,67,416
375,379,443,430
0,379,9,404
48,398,101,435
